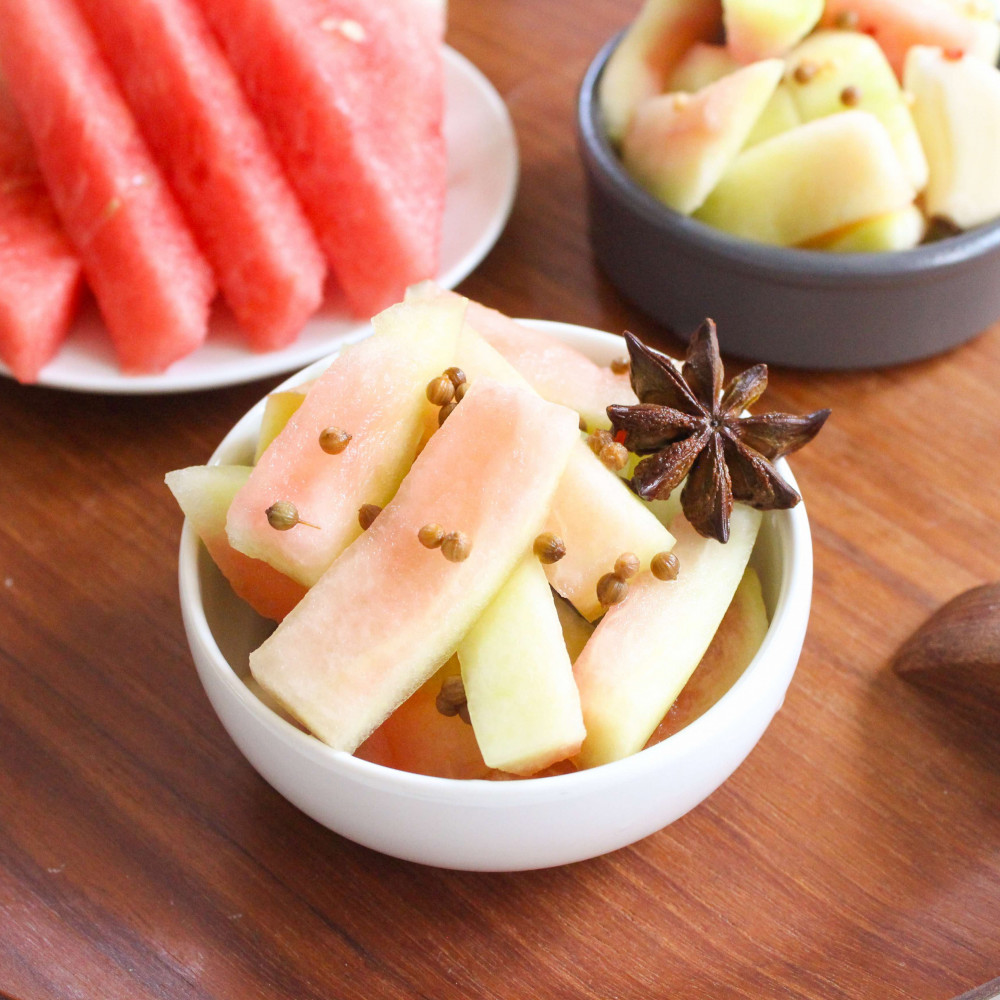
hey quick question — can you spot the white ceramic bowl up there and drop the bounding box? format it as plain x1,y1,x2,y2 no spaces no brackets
178,321,814,871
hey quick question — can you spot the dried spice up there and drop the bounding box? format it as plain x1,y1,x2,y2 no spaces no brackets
608,321,829,543
265,500,318,531
892,582,1000,700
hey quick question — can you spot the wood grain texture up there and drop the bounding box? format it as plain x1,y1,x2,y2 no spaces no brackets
1,0,998,997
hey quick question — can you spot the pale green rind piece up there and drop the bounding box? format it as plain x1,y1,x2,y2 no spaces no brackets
806,203,926,251
573,504,762,769
693,110,915,246
723,0,823,61
622,57,785,214
599,0,723,143
665,42,740,91
743,81,800,147
785,30,928,192
254,388,308,463
458,556,586,776
904,45,1000,230
166,463,251,534
249,379,581,753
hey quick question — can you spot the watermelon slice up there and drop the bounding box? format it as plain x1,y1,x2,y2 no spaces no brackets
198,0,446,318
0,0,216,373
249,378,580,753
74,0,327,352
0,80,83,383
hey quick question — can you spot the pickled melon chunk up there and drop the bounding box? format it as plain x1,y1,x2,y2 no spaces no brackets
407,283,637,428
820,0,1000,78
805,204,926,251
253,386,309,462
544,439,677,621
166,464,306,621
249,379,580,752
723,0,823,62
458,554,585,776
694,110,915,246
665,42,740,91
622,58,784,214
355,659,490,780
574,505,762,768
645,565,769,745
785,30,928,191
743,82,800,146
226,294,464,587
599,0,724,143
448,313,676,621
904,45,1000,230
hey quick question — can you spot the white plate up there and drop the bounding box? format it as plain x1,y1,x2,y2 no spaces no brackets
4,46,518,394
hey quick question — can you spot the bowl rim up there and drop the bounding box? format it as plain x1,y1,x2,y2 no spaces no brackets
178,320,813,806
577,32,1000,287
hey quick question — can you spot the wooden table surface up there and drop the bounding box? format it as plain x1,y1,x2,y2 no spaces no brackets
2,1,998,997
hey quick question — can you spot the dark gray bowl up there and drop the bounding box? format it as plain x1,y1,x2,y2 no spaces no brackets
578,34,1000,370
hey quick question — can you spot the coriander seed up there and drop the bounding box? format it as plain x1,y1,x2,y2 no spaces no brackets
318,425,352,454
610,356,630,375
441,530,471,563
418,523,445,548
445,366,466,388
438,400,457,426
357,503,382,530
265,500,318,531
651,551,680,581
426,374,454,406
533,532,567,565
840,84,862,107
597,572,628,608
614,552,640,580
599,440,629,472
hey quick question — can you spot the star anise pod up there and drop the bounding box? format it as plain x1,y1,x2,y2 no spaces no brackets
607,320,830,543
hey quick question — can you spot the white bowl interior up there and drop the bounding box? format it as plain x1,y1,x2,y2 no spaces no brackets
178,321,813,870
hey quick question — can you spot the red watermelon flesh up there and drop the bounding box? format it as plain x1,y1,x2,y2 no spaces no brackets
197,0,446,318
74,0,327,352
0,0,215,373
0,81,83,383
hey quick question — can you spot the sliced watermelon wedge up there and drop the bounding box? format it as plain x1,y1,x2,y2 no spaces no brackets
74,0,328,352
0,81,83,384
197,0,446,317
0,0,215,373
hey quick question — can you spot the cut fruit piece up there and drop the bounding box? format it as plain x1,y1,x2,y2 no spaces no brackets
665,42,741,91
0,80,83,383
413,286,639,429
599,0,724,143
355,658,491,780
622,58,785,214
74,0,327,351
443,308,676,622
574,504,762,768
199,0,446,317
805,204,927,251
0,0,215,373
458,554,585,777
904,45,1000,230
248,378,580,752
693,110,916,246
820,0,1000,78
166,464,307,622
253,386,309,462
784,30,928,192
544,439,678,622
226,294,465,587
723,0,824,62
743,81,800,146
645,564,769,745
